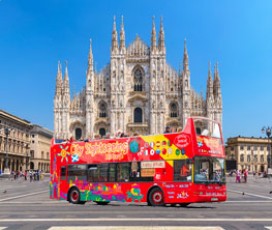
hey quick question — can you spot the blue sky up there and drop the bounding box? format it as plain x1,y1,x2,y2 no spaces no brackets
0,0,271,140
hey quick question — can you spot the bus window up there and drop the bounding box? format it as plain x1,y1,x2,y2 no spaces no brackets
194,157,226,184
88,164,108,182
130,160,139,178
117,163,130,182
60,166,66,180
195,119,209,137
108,163,116,182
68,164,87,181
174,160,192,182
97,164,108,182
194,118,221,139
87,164,97,182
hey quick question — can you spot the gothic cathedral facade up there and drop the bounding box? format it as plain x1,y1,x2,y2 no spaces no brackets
54,17,222,140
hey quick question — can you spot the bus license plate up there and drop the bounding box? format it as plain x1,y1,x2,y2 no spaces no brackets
211,197,218,201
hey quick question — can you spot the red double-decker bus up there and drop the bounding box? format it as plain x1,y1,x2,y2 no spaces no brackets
50,117,227,206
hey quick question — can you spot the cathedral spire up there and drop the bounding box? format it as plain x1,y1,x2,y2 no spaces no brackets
158,16,165,54
213,62,222,105
212,62,222,123
119,15,126,52
206,62,214,101
151,16,157,52
111,15,118,53
88,39,93,65
183,39,189,73
55,61,62,95
88,39,94,74
213,63,221,92
178,61,183,76
63,61,70,91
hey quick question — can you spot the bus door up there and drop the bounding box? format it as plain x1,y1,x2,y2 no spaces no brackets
172,159,193,202
58,165,67,199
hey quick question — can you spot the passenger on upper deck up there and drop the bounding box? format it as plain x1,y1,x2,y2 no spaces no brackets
164,126,171,134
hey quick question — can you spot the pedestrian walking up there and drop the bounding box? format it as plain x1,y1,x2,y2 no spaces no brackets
236,169,241,183
29,170,33,182
243,168,248,183
37,170,40,181
24,170,27,181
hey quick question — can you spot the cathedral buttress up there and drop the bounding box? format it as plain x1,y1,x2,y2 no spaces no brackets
86,39,95,138
62,62,70,139
119,16,127,133
151,16,157,53
119,15,126,54
158,17,166,56
110,16,120,135
206,62,214,121
54,61,63,139
181,39,191,127
213,63,222,124
149,17,158,134
111,16,119,56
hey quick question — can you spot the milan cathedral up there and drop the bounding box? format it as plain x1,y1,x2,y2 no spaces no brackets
54,17,222,140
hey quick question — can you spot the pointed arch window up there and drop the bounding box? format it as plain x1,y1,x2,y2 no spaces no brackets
99,101,107,118
134,69,143,91
170,102,178,117
134,107,143,123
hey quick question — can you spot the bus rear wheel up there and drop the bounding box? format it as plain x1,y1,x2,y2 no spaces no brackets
148,188,164,206
69,188,81,204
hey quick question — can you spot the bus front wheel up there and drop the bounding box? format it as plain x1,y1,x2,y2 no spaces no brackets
148,188,164,206
69,188,81,204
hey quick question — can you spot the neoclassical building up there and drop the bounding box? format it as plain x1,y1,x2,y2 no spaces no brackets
30,125,53,172
0,110,31,173
54,17,222,140
225,136,271,172
0,110,53,173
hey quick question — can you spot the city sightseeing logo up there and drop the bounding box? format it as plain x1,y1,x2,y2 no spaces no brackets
174,134,190,149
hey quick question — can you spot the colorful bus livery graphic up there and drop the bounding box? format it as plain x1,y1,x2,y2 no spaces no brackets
50,117,227,206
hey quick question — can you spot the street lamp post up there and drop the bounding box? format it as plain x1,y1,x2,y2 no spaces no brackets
3,127,12,174
261,126,272,171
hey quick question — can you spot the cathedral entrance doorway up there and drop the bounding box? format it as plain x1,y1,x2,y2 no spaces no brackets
75,128,82,140
99,128,106,137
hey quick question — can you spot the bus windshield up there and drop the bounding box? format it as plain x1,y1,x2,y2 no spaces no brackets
194,156,226,184
194,118,221,139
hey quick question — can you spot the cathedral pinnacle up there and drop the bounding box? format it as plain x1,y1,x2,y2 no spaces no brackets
183,39,189,72
214,62,220,86
158,16,165,53
55,61,62,96
120,15,126,51
151,16,157,52
111,15,118,52
213,62,222,102
206,61,213,99
64,61,70,89
208,61,212,80
88,39,93,66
